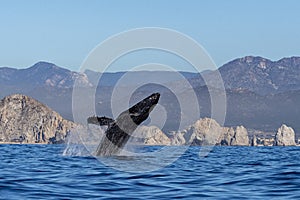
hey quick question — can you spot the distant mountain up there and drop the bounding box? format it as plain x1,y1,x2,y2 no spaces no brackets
224,88,300,132
0,56,299,134
218,56,300,95
0,61,91,92
2,56,299,95
166,56,300,95
84,69,199,87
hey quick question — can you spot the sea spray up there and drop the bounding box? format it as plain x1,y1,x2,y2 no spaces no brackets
62,124,139,157
63,125,106,156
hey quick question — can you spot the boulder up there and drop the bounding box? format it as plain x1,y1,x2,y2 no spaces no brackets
130,125,171,145
182,118,223,145
170,131,186,145
275,124,296,146
221,127,235,145
251,135,258,146
230,126,249,146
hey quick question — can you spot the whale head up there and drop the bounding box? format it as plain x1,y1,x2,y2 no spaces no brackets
115,93,160,128
129,93,160,124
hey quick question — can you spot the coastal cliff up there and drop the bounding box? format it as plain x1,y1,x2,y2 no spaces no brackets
0,94,76,144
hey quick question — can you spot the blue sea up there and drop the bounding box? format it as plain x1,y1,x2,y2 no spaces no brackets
1,145,300,199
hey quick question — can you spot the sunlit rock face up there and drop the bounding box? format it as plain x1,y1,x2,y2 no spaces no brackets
130,125,171,145
230,126,250,146
180,118,223,146
0,94,76,144
275,124,296,146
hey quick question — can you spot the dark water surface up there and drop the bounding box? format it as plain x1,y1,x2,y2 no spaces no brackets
1,145,300,199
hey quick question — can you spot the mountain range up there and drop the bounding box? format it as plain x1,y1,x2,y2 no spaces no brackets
213,56,300,95
0,56,299,134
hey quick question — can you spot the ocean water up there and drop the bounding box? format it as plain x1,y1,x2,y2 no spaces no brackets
1,145,300,199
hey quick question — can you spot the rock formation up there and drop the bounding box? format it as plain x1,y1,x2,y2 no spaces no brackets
251,135,257,146
230,126,250,146
168,118,252,146
221,127,235,145
0,94,76,144
180,118,223,145
131,125,171,145
275,124,296,146
130,122,298,147
170,131,186,145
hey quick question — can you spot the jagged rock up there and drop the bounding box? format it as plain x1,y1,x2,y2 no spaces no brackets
221,127,235,145
263,138,275,146
130,125,171,145
170,131,186,145
216,56,300,95
182,118,223,145
0,94,76,144
275,124,296,146
170,119,251,146
251,135,258,146
230,126,249,146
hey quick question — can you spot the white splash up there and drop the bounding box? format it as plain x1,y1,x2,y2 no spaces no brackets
63,125,106,156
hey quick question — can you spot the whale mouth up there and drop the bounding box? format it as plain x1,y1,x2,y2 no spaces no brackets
128,93,160,118
148,93,160,102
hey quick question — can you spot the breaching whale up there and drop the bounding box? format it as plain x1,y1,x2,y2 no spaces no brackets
87,93,160,156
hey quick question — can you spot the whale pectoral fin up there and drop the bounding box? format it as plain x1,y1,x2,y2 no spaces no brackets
87,116,115,126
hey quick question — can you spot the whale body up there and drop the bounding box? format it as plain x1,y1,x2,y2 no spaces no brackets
87,93,160,156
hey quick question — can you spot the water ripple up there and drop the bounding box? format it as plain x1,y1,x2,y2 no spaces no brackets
1,145,300,199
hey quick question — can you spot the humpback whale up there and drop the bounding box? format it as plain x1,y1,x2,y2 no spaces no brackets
87,93,160,156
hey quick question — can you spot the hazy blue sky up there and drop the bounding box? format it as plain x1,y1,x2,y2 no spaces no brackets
1,0,300,71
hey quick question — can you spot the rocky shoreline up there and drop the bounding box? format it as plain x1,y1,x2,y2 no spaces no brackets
0,94,298,146
131,118,299,147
